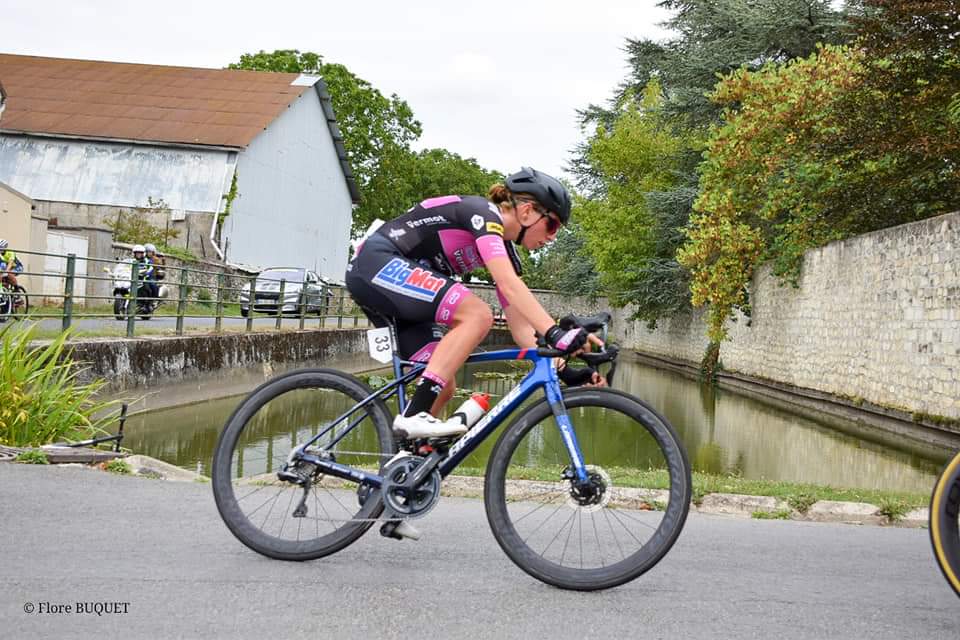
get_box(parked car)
[239,267,333,317]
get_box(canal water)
[123,357,948,493]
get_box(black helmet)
[505,167,572,224]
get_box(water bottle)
[450,393,491,428]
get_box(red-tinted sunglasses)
[540,212,561,234]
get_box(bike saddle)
[559,312,612,333]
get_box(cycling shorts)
[345,234,473,361]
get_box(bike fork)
[544,381,589,485]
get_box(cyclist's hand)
[544,324,588,355]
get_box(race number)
[367,327,394,363]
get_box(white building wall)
[226,89,353,280]
[0,135,232,212]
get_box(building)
[0,54,359,289]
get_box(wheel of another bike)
[484,387,691,591]
[11,286,28,318]
[930,452,960,597]
[212,368,396,561]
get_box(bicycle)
[0,280,29,322]
[211,312,692,591]
[930,450,960,597]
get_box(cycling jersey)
[346,195,522,361]
[374,195,523,278]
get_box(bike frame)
[291,346,591,489]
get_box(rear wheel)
[212,368,396,561]
[485,388,691,591]
[113,295,126,320]
[930,452,960,597]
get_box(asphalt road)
[1,463,956,640]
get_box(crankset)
[380,454,442,519]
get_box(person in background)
[0,239,22,289]
[144,243,164,300]
[131,244,155,298]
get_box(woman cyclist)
[346,167,602,440]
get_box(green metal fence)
[0,248,371,338]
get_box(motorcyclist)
[143,243,163,300]
[131,244,155,301]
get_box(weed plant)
[0,324,121,447]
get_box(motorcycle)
[105,260,168,320]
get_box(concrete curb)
[37,457,926,528]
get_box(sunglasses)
[526,202,561,234]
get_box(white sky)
[3,0,671,181]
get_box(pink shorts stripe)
[408,341,440,363]
[420,195,462,209]
[434,283,471,326]
[422,370,447,388]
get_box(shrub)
[0,324,121,447]
[15,449,49,464]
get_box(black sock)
[403,371,446,417]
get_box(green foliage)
[15,449,49,464]
[752,509,793,520]
[196,289,213,307]
[682,10,960,341]
[787,492,817,514]
[106,197,181,248]
[877,498,910,523]
[218,171,240,236]
[521,223,601,297]
[0,324,121,447]
[104,458,132,475]
[577,80,699,322]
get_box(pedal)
[379,520,421,541]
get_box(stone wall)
[619,211,960,420]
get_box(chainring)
[380,455,442,519]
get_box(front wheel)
[930,452,960,597]
[212,368,396,561]
[484,388,691,591]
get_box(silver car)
[239,267,332,317]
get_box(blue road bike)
[212,313,691,590]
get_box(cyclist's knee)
[454,295,493,332]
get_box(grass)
[450,465,929,509]
[103,459,132,475]
[0,323,123,447]
[15,449,49,464]
[752,509,794,520]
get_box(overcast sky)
[4,0,671,181]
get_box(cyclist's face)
[134,252,144,259]
[524,202,561,249]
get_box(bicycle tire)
[484,387,691,591]
[212,368,396,561]
[11,286,28,318]
[930,451,960,597]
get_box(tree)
[570,1,851,335]
[577,80,700,324]
[229,50,422,234]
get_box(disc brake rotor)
[567,465,612,513]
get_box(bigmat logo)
[372,258,446,302]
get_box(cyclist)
[346,167,603,440]
[0,239,22,289]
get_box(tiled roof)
[0,54,308,148]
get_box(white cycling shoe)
[392,412,468,439]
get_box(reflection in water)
[127,358,946,493]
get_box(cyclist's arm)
[485,255,554,336]
[502,304,537,348]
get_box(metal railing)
[1,248,371,338]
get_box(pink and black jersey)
[375,195,522,278]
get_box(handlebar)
[535,312,619,386]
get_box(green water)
[122,358,947,493]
